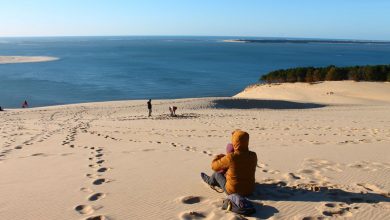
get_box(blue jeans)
[209,172,227,192]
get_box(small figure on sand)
[22,100,29,108]
[201,130,257,196]
[147,99,152,117]
[169,106,177,116]
[0,106,3,111]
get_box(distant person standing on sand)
[0,106,3,111]
[22,100,28,108]
[147,99,152,117]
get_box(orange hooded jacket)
[211,130,257,196]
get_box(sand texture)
[235,81,390,105]
[0,56,59,64]
[1,82,390,219]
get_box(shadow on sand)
[212,98,326,110]
[246,182,390,219]
[153,113,201,120]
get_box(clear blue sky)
[1,0,390,40]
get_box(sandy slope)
[0,56,59,64]
[1,83,390,220]
[235,81,390,105]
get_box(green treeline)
[260,65,390,83]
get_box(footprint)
[74,205,94,215]
[321,203,353,218]
[180,196,202,204]
[325,203,336,208]
[31,153,47,157]
[284,172,302,180]
[97,167,109,173]
[86,174,100,179]
[89,193,106,201]
[95,154,103,158]
[96,160,105,164]
[179,211,206,220]
[80,187,93,193]
[85,215,107,220]
[93,178,107,185]
[356,183,383,193]
[202,151,212,156]
[302,217,326,220]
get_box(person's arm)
[211,154,230,171]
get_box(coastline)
[3,81,390,110]
[223,39,390,44]
[0,56,59,64]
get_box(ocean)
[1,36,390,108]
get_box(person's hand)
[214,154,225,160]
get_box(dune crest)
[235,81,390,105]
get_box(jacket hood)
[232,130,249,152]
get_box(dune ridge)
[235,81,390,105]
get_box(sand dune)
[0,56,59,64]
[235,81,390,105]
[0,83,389,219]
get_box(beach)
[0,56,59,64]
[1,81,389,220]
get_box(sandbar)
[0,56,59,64]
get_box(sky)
[1,0,390,40]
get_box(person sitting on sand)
[201,130,257,196]
[22,100,28,108]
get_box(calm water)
[1,36,390,108]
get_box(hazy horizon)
[1,0,390,41]
[1,35,390,42]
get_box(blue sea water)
[1,36,390,108]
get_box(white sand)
[235,81,390,105]
[1,82,389,220]
[222,40,247,43]
[0,56,59,64]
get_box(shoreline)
[2,81,390,110]
[223,39,390,44]
[0,56,59,64]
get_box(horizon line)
[0,34,389,42]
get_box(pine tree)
[325,66,337,81]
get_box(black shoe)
[201,172,211,185]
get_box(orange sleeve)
[211,155,231,171]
